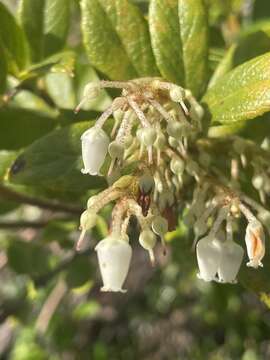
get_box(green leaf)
[0,3,29,74]
[7,239,51,276]
[0,151,17,179]
[208,113,270,141]
[149,0,184,85]
[204,52,270,124]
[43,0,71,57]
[253,0,270,20]
[65,256,93,289]
[19,0,45,62]
[45,72,76,109]
[19,0,70,62]
[178,0,209,97]
[44,52,111,111]
[0,43,7,94]
[209,22,270,87]
[0,108,56,150]
[9,122,105,196]
[149,0,209,95]
[81,0,158,80]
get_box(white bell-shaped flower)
[95,233,132,292]
[81,126,109,175]
[245,220,265,268]
[217,241,244,283]
[196,236,222,282]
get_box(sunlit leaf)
[81,0,158,80]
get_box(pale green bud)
[169,86,185,102]
[80,209,97,231]
[170,157,185,175]
[139,173,155,193]
[252,174,264,190]
[139,230,157,250]
[154,132,166,149]
[168,136,178,148]
[152,216,168,236]
[140,128,157,147]
[83,82,101,100]
[108,141,125,159]
[167,121,184,139]
[87,195,98,209]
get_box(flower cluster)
[75,78,267,292]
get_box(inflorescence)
[75,78,267,293]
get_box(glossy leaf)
[149,0,208,95]
[209,22,270,87]
[81,0,158,80]
[0,3,29,74]
[0,108,56,150]
[9,122,105,195]
[19,0,70,62]
[179,0,209,96]
[204,52,270,124]
[149,0,184,85]
[0,43,7,93]
[7,239,51,276]
[19,0,45,62]
[43,0,71,57]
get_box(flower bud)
[169,86,185,103]
[108,141,125,159]
[83,82,101,100]
[95,234,132,292]
[80,209,97,231]
[139,229,157,264]
[87,195,98,209]
[245,221,265,268]
[81,127,109,175]
[139,173,155,193]
[167,121,184,139]
[76,209,98,251]
[140,128,157,147]
[252,174,264,190]
[217,241,244,283]
[113,108,124,122]
[196,236,222,282]
[152,216,168,236]
[154,132,166,150]
[170,157,185,175]
[168,136,179,148]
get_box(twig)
[35,278,68,334]
[0,220,50,229]
[0,184,83,214]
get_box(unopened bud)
[169,86,185,103]
[80,209,97,231]
[167,121,184,139]
[170,157,185,175]
[139,229,157,264]
[108,141,125,159]
[152,216,168,236]
[140,128,157,147]
[139,173,155,193]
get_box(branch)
[35,278,68,334]
[0,183,83,214]
[0,220,50,229]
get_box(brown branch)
[35,278,68,334]
[0,220,50,229]
[0,183,83,214]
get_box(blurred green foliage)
[1,0,270,359]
